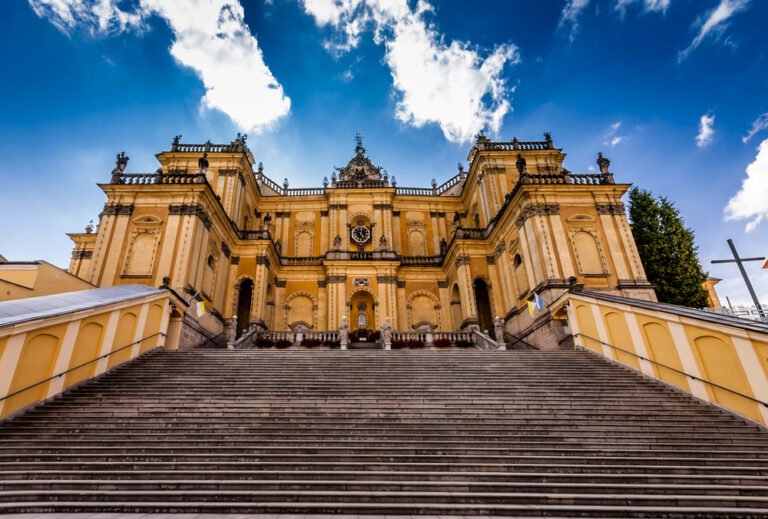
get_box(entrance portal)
[473,278,493,335]
[235,279,253,338]
[349,291,375,333]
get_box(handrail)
[0,332,166,403]
[573,332,768,408]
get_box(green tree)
[628,187,709,308]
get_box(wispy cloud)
[301,0,519,144]
[29,0,291,134]
[678,0,750,63]
[558,0,591,42]
[603,121,626,148]
[29,0,146,35]
[742,112,768,143]
[725,138,768,231]
[696,113,715,148]
[615,0,670,16]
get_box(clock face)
[351,224,371,244]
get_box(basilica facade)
[67,133,655,347]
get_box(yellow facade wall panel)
[636,317,690,392]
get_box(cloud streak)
[743,113,768,143]
[678,0,750,62]
[696,113,715,148]
[301,0,519,144]
[29,0,291,134]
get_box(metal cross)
[354,133,364,148]
[711,239,765,317]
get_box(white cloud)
[29,0,290,134]
[29,0,146,34]
[301,0,519,144]
[615,0,670,16]
[603,121,626,148]
[558,0,591,41]
[724,138,768,232]
[696,113,715,148]
[743,112,768,143]
[678,0,750,62]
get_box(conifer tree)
[628,188,709,308]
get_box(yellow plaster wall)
[4,325,65,416]
[561,293,768,425]
[0,293,172,419]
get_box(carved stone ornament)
[353,278,370,287]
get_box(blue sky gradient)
[1,0,766,305]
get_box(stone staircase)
[0,349,767,517]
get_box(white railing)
[702,304,768,323]
[472,330,506,351]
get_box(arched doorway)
[349,290,375,332]
[450,284,463,330]
[236,279,253,338]
[473,278,493,334]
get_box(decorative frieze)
[320,210,329,217]
[169,204,212,230]
[494,240,506,257]
[596,203,626,215]
[230,256,240,265]
[329,204,348,210]
[486,255,496,265]
[327,275,346,284]
[376,275,398,284]
[274,278,287,288]
[392,210,401,217]
[275,211,291,218]
[437,280,449,288]
[397,280,406,289]
[515,203,560,228]
[256,255,271,267]
[353,277,370,287]
[102,203,134,216]
[220,241,231,258]
[71,250,93,259]
[317,279,327,288]
[373,204,392,210]
[218,168,241,176]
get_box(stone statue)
[274,239,282,255]
[379,235,388,249]
[263,213,272,232]
[198,152,209,173]
[171,135,181,151]
[333,234,342,250]
[544,132,553,149]
[439,238,448,255]
[110,152,129,184]
[597,152,611,174]
[381,316,392,351]
[453,211,462,228]
[225,316,237,350]
[493,316,506,346]
[339,316,349,350]
[85,220,94,234]
[516,154,527,175]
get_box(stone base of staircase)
[1,350,766,517]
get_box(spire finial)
[354,133,365,154]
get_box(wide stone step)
[2,479,768,496]
[2,489,768,508]
[3,469,768,485]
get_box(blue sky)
[1,0,766,306]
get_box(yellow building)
[67,133,655,348]
[0,259,93,302]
